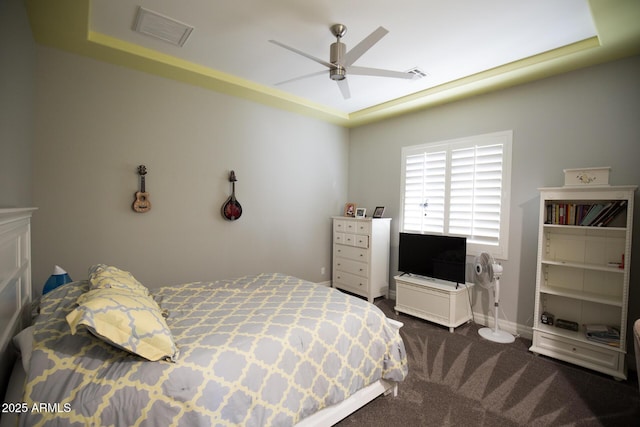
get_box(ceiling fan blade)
[274,70,327,86]
[343,26,388,67]
[269,40,333,69]
[337,79,351,99]
[349,65,415,80]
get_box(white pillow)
[13,325,35,372]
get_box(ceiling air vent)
[406,67,428,79]
[133,7,194,47]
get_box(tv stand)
[394,275,474,332]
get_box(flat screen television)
[398,232,467,284]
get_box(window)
[400,131,512,259]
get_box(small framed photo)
[373,206,385,218]
[344,203,356,217]
[355,208,366,218]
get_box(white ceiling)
[89,0,597,114]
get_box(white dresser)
[332,216,391,302]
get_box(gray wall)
[0,0,35,208]
[30,47,349,289]
[349,55,640,336]
[3,0,640,345]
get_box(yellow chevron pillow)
[88,264,149,296]
[66,288,178,362]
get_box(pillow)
[66,288,178,362]
[88,264,149,296]
[13,325,35,372]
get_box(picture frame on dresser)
[373,206,385,218]
[344,203,356,217]
[355,208,366,218]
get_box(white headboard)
[0,208,36,402]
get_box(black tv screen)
[398,232,467,284]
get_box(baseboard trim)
[387,288,531,339]
[471,312,533,340]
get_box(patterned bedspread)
[21,273,407,426]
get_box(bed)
[0,209,407,427]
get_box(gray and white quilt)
[21,273,407,426]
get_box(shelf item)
[544,200,627,226]
[530,185,636,380]
[563,167,610,187]
[394,275,474,332]
[584,324,621,347]
[332,217,391,303]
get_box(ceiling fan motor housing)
[270,23,411,99]
[330,42,346,80]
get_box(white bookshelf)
[529,185,636,379]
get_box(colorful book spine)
[544,201,626,227]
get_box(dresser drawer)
[536,332,620,371]
[343,233,357,246]
[334,220,347,233]
[344,221,357,233]
[334,245,368,262]
[354,234,369,248]
[354,221,371,235]
[334,271,369,294]
[337,233,369,248]
[334,257,368,278]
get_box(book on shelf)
[588,201,616,226]
[544,201,626,226]
[596,200,627,227]
[579,203,605,225]
[584,324,620,347]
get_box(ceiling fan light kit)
[329,66,346,81]
[269,23,414,99]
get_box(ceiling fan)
[269,24,415,99]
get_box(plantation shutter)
[402,150,446,234]
[449,144,504,246]
[400,131,511,259]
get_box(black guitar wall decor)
[132,165,151,213]
[222,170,242,221]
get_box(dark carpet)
[336,299,640,427]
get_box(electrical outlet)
[321,267,326,275]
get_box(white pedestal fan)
[474,252,515,344]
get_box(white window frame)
[399,130,512,260]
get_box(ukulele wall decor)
[222,170,242,221]
[132,165,151,213]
